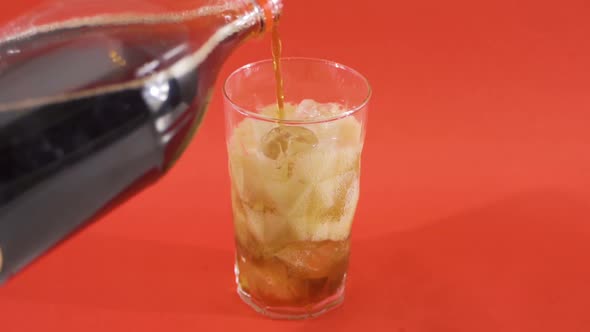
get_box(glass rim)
[222,57,372,125]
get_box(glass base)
[237,282,345,320]
[235,263,345,319]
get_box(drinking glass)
[223,57,370,319]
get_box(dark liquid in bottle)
[0,16,247,281]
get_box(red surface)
[1,0,590,331]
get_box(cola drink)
[0,0,282,283]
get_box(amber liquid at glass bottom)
[235,233,350,318]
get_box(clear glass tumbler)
[223,57,370,319]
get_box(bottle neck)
[233,0,282,36]
[253,0,283,33]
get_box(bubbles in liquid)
[261,126,318,160]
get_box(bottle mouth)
[266,0,283,20]
[252,0,283,33]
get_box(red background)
[1,0,590,331]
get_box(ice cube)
[285,185,320,221]
[310,216,355,241]
[310,116,363,147]
[275,241,350,279]
[259,102,297,119]
[286,171,356,223]
[313,176,360,241]
[240,154,269,203]
[231,189,250,245]
[229,118,276,154]
[295,99,344,120]
[336,116,363,146]
[228,155,245,196]
[261,126,318,160]
[293,146,360,183]
[287,173,360,242]
[261,212,293,245]
[242,206,264,243]
[241,201,297,246]
[315,171,357,221]
[263,176,309,213]
[296,99,321,119]
[238,258,305,304]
